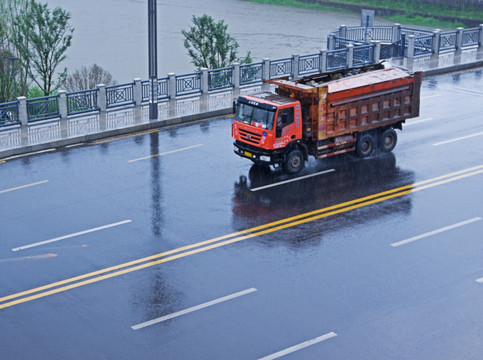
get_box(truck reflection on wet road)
[232,153,414,235]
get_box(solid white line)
[128,144,203,163]
[405,117,433,126]
[258,332,338,360]
[131,288,257,330]
[65,143,84,148]
[391,217,482,247]
[251,169,336,192]
[11,220,132,252]
[2,149,56,161]
[0,180,49,195]
[476,277,483,284]
[421,94,441,100]
[433,131,483,146]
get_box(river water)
[39,0,393,83]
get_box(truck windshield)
[235,103,275,130]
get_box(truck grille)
[239,128,262,145]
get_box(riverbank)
[246,0,483,27]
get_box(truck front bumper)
[233,141,285,165]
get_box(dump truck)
[232,63,422,174]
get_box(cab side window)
[276,107,294,138]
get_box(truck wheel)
[379,128,397,152]
[284,149,305,174]
[356,134,375,158]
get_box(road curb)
[421,59,483,77]
[0,107,233,160]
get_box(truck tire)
[379,128,397,152]
[356,134,375,158]
[284,149,305,174]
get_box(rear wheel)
[356,134,375,158]
[284,149,305,174]
[379,128,397,152]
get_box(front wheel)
[284,149,305,174]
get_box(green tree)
[10,0,73,96]
[182,14,252,70]
[1,0,31,99]
[0,50,20,102]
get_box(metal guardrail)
[270,57,292,78]
[1,23,481,128]
[463,28,480,47]
[240,62,263,85]
[176,72,201,96]
[327,48,348,71]
[106,82,134,108]
[0,101,20,127]
[440,31,458,51]
[299,53,320,75]
[208,67,233,90]
[414,34,433,56]
[142,77,169,102]
[67,89,98,115]
[353,44,375,66]
[27,95,59,122]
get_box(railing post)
[58,90,68,119]
[392,23,401,43]
[432,29,441,55]
[479,24,483,48]
[456,27,464,50]
[346,44,354,68]
[232,63,240,90]
[133,78,142,106]
[292,54,299,80]
[200,68,209,94]
[17,96,28,126]
[431,29,441,68]
[339,25,347,39]
[407,34,415,59]
[262,58,270,91]
[373,40,381,63]
[328,34,336,50]
[168,73,176,100]
[319,50,327,73]
[407,34,415,69]
[97,84,106,112]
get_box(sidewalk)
[1,49,482,160]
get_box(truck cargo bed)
[270,66,422,141]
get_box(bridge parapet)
[1,24,482,129]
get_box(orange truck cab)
[232,63,422,174]
[232,93,305,171]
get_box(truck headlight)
[260,155,270,162]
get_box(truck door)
[275,107,294,139]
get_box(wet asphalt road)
[1,70,483,359]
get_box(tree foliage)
[0,49,20,103]
[64,64,117,92]
[0,0,31,100]
[10,0,73,96]
[182,14,252,70]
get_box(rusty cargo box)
[269,66,422,141]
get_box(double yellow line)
[1,164,483,310]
